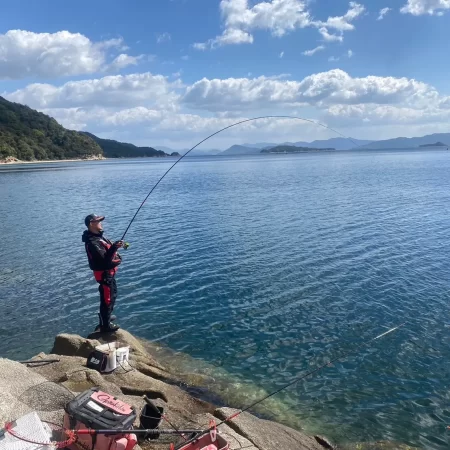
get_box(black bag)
[86,350,108,373]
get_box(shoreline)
[0,329,336,450]
[0,329,416,450]
[0,155,180,165]
[0,156,106,165]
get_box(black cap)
[85,214,105,227]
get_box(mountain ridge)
[219,137,372,156]
[357,133,450,149]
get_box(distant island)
[218,138,370,156]
[261,145,335,154]
[419,142,448,148]
[357,133,450,150]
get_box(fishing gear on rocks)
[120,115,358,243]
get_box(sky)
[1,0,450,150]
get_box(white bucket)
[116,346,130,365]
[95,343,117,373]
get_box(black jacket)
[82,230,122,272]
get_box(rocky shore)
[0,329,333,450]
[0,154,105,164]
[0,329,416,450]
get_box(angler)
[82,214,124,332]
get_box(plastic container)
[95,343,117,373]
[116,346,130,365]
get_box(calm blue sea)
[1,150,450,449]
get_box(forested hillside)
[0,96,102,161]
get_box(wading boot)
[95,313,117,332]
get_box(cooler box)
[63,388,137,450]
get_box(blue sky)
[0,0,449,149]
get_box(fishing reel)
[123,242,130,250]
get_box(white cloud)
[193,28,253,49]
[193,42,208,50]
[0,30,139,79]
[439,96,450,109]
[302,45,325,56]
[400,0,450,15]
[183,76,304,111]
[316,2,365,31]
[347,49,353,58]
[5,72,181,110]
[319,27,344,42]
[315,2,365,42]
[8,69,441,116]
[182,69,440,112]
[328,56,340,62]
[157,32,171,43]
[108,54,145,71]
[194,0,362,49]
[41,105,330,148]
[325,104,450,127]
[5,68,449,147]
[280,51,284,58]
[377,7,392,20]
[220,0,311,37]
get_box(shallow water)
[1,151,450,448]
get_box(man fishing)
[82,214,124,332]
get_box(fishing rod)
[120,115,359,242]
[175,323,406,449]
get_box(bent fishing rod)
[120,115,359,242]
[176,323,406,449]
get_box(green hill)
[82,132,177,158]
[0,96,102,161]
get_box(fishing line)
[120,115,359,241]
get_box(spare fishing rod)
[120,116,359,242]
[175,323,406,449]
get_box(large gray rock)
[106,365,215,419]
[0,358,71,424]
[214,407,325,450]
[26,350,215,439]
[51,334,100,357]
[28,352,123,396]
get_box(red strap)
[209,419,217,442]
